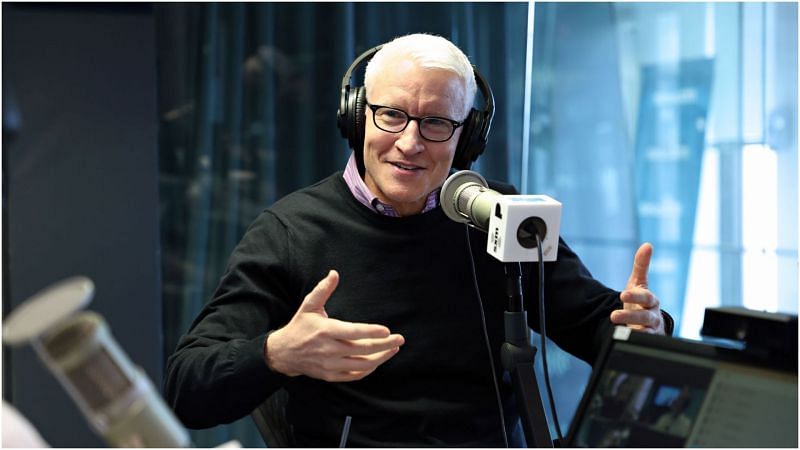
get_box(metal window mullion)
[520,1,535,192]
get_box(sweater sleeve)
[524,239,623,365]
[525,239,677,364]
[163,211,299,429]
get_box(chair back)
[251,388,291,447]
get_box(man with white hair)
[165,33,671,447]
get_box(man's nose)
[395,120,425,154]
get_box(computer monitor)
[566,326,797,447]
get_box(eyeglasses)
[366,102,463,142]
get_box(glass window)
[526,1,797,433]
[527,2,797,333]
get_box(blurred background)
[3,2,797,447]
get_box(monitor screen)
[567,328,797,447]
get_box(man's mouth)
[390,162,423,171]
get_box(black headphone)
[337,44,495,173]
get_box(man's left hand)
[610,242,666,334]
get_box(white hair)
[364,33,478,120]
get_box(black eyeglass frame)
[365,102,464,142]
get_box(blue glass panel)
[634,58,713,331]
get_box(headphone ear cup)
[352,87,366,150]
[337,85,367,148]
[350,87,367,171]
[453,108,487,170]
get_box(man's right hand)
[265,270,405,382]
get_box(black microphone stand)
[501,262,553,447]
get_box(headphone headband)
[339,45,383,116]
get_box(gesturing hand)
[265,270,405,382]
[610,243,666,334]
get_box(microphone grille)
[65,348,134,411]
[40,313,134,413]
[440,170,488,223]
[457,184,484,216]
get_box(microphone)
[440,170,562,262]
[3,277,191,448]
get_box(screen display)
[570,341,797,447]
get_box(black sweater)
[164,172,631,446]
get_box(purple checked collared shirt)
[342,152,440,217]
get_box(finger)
[349,346,401,370]
[341,347,402,378]
[325,347,401,373]
[315,333,403,360]
[318,347,401,382]
[610,308,660,330]
[626,243,652,290]
[322,317,394,340]
[620,288,658,309]
[299,270,339,313]
[336,334,405,356]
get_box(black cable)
[535,232,564,443]
[465,224,510,448]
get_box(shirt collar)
[342,152,440,217]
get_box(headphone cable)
[465,224,510,448]
[535,232,564,443]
